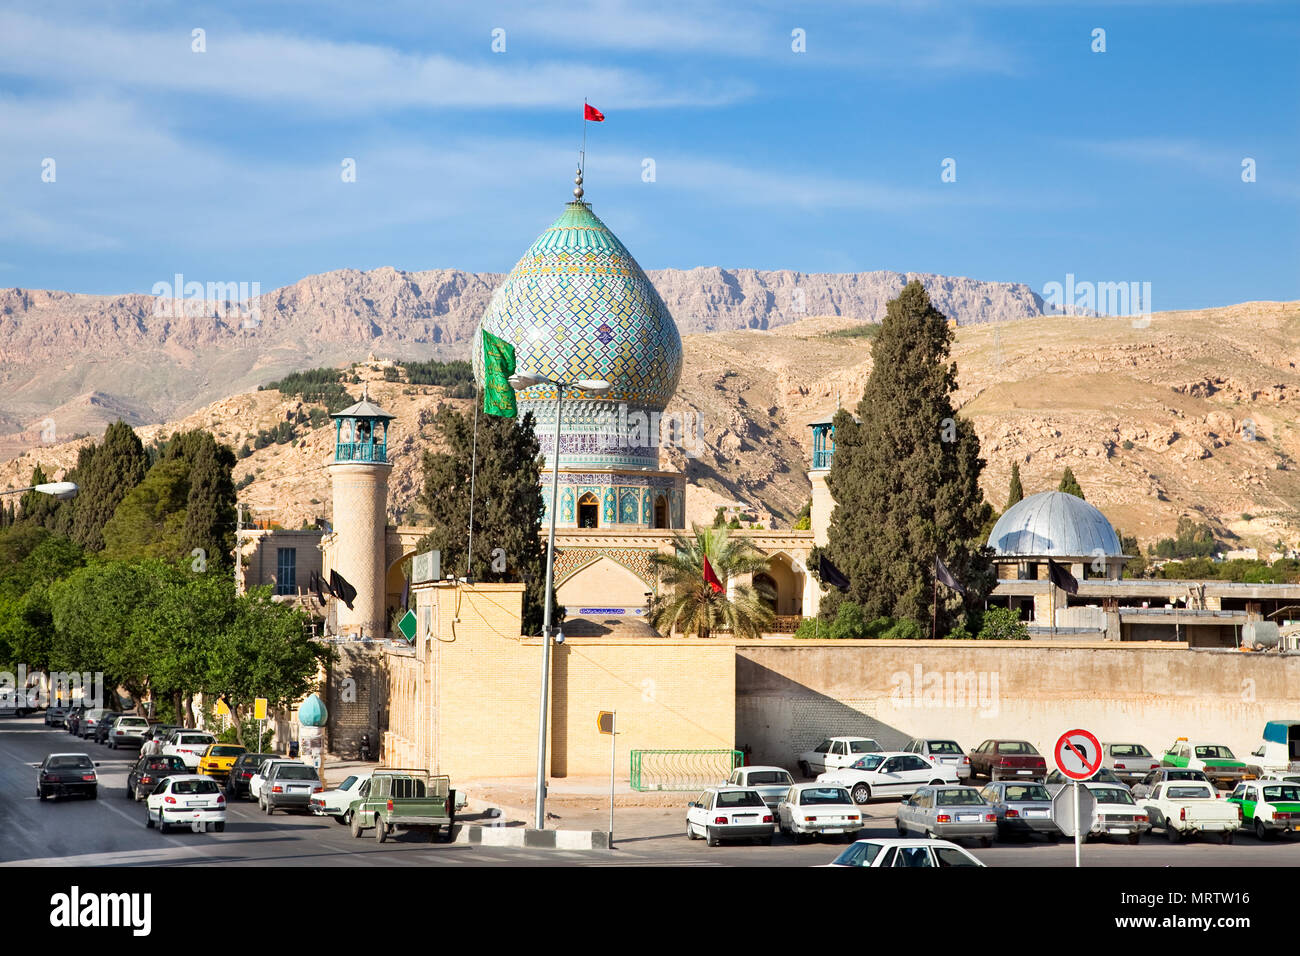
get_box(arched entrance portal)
[653,495,668,529]
[578,492,599,528]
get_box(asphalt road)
[5,717,1300,867]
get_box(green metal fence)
[630,749,745,792]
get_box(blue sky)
[0,0,1296,311]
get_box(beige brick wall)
[380,582,737,780]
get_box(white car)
[822,837,985,867]
[685,787,775,846]
[162,730,217,771]
[249,758,307,801]
[724,766,795,810]
[1101,742,1161,784]
[796,737,882,777]
[817,751,959,804]
[777,783,862,841]
[144,774,227,833]
[310,770,374,822]
[903,738,972,782]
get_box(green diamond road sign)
[396,609,418,643]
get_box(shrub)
[976,605,1029,640]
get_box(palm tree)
[650,525,776,638]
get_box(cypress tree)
[822,280,994,631]
[1006,462,1024,509]
[16,464,65,530]
[71,420,149,551]
[414,405,556,635]
[181,433,237,570]
[1059,466,1085,499]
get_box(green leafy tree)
[793,498,812,531]
[822,280,994,632]
[100,457,191,561]
[1058,467,1084,499]
[1006,462,1024,508]
[1115,529,1147,578]
[975,605,1030,640]
[70,420,149,552]
[649,526,774,638]
[413,405,555,635]
[712,507,726,528]
[0,531,85,669]
[15,465,67,531]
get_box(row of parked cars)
[687,728,1300,850]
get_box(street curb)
[451,824,610,850]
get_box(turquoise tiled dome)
[297,693,328,727]
[474,201,683,412]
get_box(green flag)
[481,330,518,418]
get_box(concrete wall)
[736,641,1300,770]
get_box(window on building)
[276,548,297,595]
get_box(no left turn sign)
[1054,728,1103,780]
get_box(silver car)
[725,766,795,811]
[979,781,1061,841]
[903,738,973,782]
[1102,742,1161,784]
[895,785,996,846]
[1130,767,1215,800]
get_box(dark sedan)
[227,753,278,799]
[35,753,100,800]
[125,754,190,801]
[93,712,129,745]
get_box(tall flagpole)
[580,98,588,179]
[466,385,480,581]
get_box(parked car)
[45,705,72,728]
[1044,766,1128,797]
[197,743,247,782]
[1161,738,1251,789]
[34,753,99,800]
[77,708,111,739]
[1131,767,1216,800]
[63,706,85,735]
[968,740,1047,782]
[248,758,306,802]
[775,784,861,842]
[1249,720,1300,776]
[144,774,227,833]
[1102,742,1161,784]
[105,714,150,750]
[817,751,958,804]
[125,754,190,801]
[259,763,323,814]
[348,769,456,843]
[685,786,776,846]
[1258,771,1300,785]
[725,766,795,811]
[895,785,997,846]
[796,737,881,778]
[903,738,973,781]
[978,780,1061,842]
[1081,783,1149,844]
[93,712,128,745]
[162,730,218,771]
[144,723,181,745]
[1140,780,1241,844]
[227,753,278,799]
[1226,780,1300,841]
[310,770,374,823]
[823,837,985,867]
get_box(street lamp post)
[0,481,78,500]
[508,372,610,830]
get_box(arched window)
[578,492,599,529]
[653,495,669,529]
[753,572,778,611]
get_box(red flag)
[702,556,724,594]
[584,103,605,122]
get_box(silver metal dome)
[987,490,1123,557]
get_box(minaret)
[328,385,394,637]
[808,413,836,547]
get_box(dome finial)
[573,165,584,201]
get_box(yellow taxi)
[198,743,247,782]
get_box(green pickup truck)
[348,769,456,843]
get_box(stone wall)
[736,640,1300,769]
[324,644,387,759]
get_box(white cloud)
[0,11,748,112]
